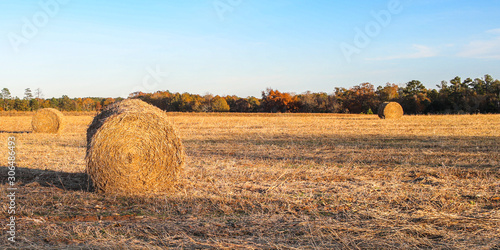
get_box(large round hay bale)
[86,99,185,195]
[32,108,64,133]
[378,102,404,119]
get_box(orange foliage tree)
[261,88,299,113]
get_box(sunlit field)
[1,113,499,248]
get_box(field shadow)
[185,134,500,169]
[0,130,32,134]
[0,166,91,192]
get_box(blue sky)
[1,0,499,98]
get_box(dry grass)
[0,111,96,117]
[1,113,499,249]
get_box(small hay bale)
[86,99,185,195]
[378,102,404,119]
[31,108,64,133]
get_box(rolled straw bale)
[378,102,404,119]
[31,108,64,133]
[86,99,185,195]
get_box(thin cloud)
[486,28,500,34]
[458,29,500,59]
[367,44,438,61]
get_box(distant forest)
[1,75,499,114]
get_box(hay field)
[1,113,499,248]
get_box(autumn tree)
[298,91,317,112]
[95,102,102,112]
[102,98,116,109]
[230,96,258,112]
[82,98,95,111]
[224,95,239,112]
[261,88,299,113]
[298,92,340,113]
[211,96,230,112]
[340,83,378,114]
[14,97,30,111]
[3,74,499,114]
[247,97,261,112]
[233,98,250,112]
[376,83,399,102]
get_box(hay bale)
[378,102,404,119]
[31,108,64,133]
[86,99,185,195]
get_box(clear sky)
[1,0,499,98]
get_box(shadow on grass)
[184,134,500,169]
[0,166,92,192]
[0,130,32,134]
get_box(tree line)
[1,75,499,114]
[0,88,121,112]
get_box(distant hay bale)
[31,108,64,133]
[378,102,404,119]
[86,99,185,195]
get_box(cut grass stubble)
[0,113,499,248]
